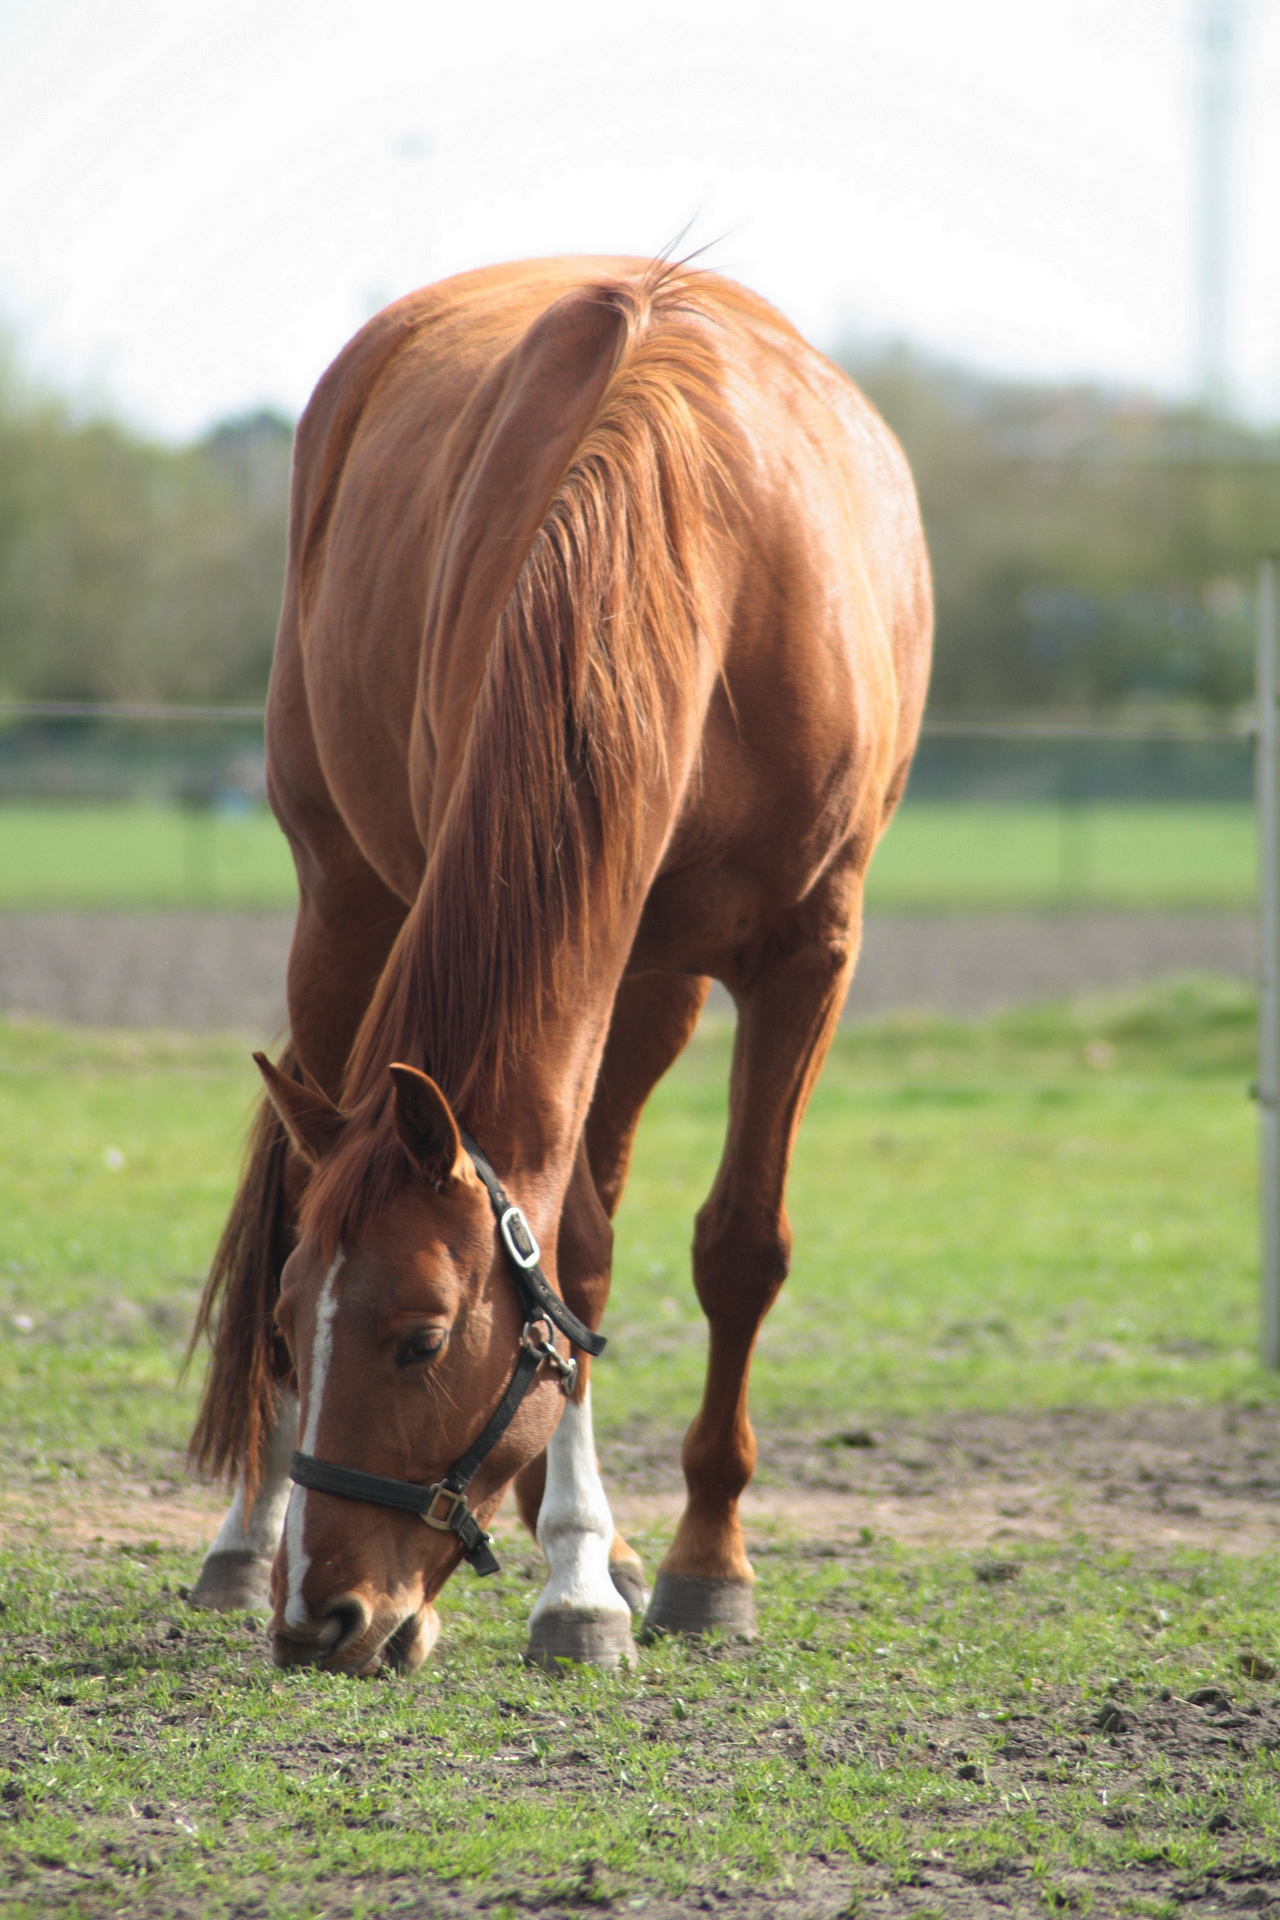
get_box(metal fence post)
[1258,556,1280,1366]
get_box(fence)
[0,702,267,805]
[0,701,1257,805]
[4,639,1278,1368]
[0,699,1262,910]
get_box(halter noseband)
[288,1130,606,1578]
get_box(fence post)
[1258,556,1280,1367]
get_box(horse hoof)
[187,1549,273,1613]
[642,1572,757,1640]
[524,1608,637,1670]
[609,1560,650,1619]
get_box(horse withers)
[186,258,931,1673]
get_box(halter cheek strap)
[289,1129,607,1577]
[458,1132,605,1357]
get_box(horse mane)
[300,263,727,1260]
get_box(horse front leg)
[189,1395,298,1610]
[521,1143,635,1668]
[516,972,712,1660]
[645,913,857,1639]
[514,1448,648,1618]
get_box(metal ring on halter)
[520,1317,579,1397]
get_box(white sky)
[1,0,1278,440]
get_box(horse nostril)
[321,1598,370,1655]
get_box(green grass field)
[3,983,1278,1916]
[0,804,296,909]
[866,802,1257,909]
[0,800,1259,909]
[6,1535,1280,1918]
[0,977,1269,1463]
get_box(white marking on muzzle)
[283,1251,345,1630]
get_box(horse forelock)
[300,266,729,1260]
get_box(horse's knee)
[692,1196,791,1327]
[681,1415,756,1504]
[556,1175,614,1329]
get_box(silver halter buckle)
[499,1204,540,1270]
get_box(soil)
[4,1402,1280,1567]
[0,909,1257,1034]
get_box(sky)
[1,0,1278,441]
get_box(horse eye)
[396,1328,446,1369]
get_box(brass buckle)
[421,1484,466,1531]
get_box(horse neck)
[457,918,636,1237]
[454,721,703,1227]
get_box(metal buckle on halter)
[520,1317,579,1397]
[421,1484,467,1531]
[499,1204,540,1270]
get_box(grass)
[0,978,1271,1468]
[1,982,1276,1915]
[0,799,1259,910]
[863,802,1257,910]
[0,803,296,909]
[609,975,1269,1432]
[4,1532,1280,1916]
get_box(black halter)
[289,1130,606,1577]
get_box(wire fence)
[0,700,1261,909]
[0,700,1260,804]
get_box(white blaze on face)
[283,1251,345,1629]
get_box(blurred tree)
[2,331,1278,714]
[0,347,289,705]
[847,343,1280,711]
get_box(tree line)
[1,339,1277,712]
[850,346,1280,712]
[0,356,290,707]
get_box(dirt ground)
[5,1403,1279,1564]
[0,909,1257,1033]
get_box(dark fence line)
[0,701,266,723]
[0,701,1261,806]
[0,700,1258,735]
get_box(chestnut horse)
[187,258,931,1672]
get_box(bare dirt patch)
[610,1402,1280,1561]
[5,1404,1280,1566]
[0,909,1256,1032]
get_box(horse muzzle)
[271,1594,440,1674]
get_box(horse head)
[254,1054,572,1674]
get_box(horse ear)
[388,1064,464,1188]
[253,1052,346,1166]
